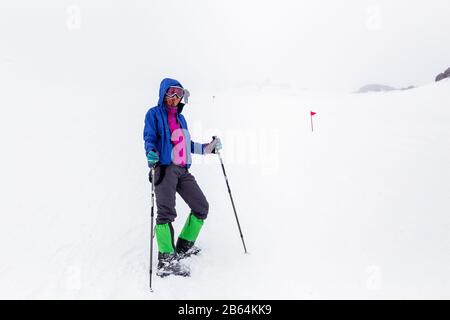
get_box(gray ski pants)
[151,164,209,224]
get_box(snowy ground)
[1,76,449,299]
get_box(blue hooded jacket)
[143,78,206,169]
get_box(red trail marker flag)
[310,111,316,132]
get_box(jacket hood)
[157,78,185,113]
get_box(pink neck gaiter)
[165,105,187,166]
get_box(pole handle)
[212,136,220,155]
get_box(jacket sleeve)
[191,141,207,155]
[143,110,158,155]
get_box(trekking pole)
[149,167,156,292]
[212,136,248,254]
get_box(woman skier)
[143,78,222,277]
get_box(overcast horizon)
[1,0,449,94]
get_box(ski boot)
[156,252,190,278]
[176,238,202,260]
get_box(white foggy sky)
[1,0,450,93]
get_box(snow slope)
[0,78,449,299]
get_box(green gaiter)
[155,223,175,253]
[179,214,204,242]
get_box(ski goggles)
[165,86,185,98]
